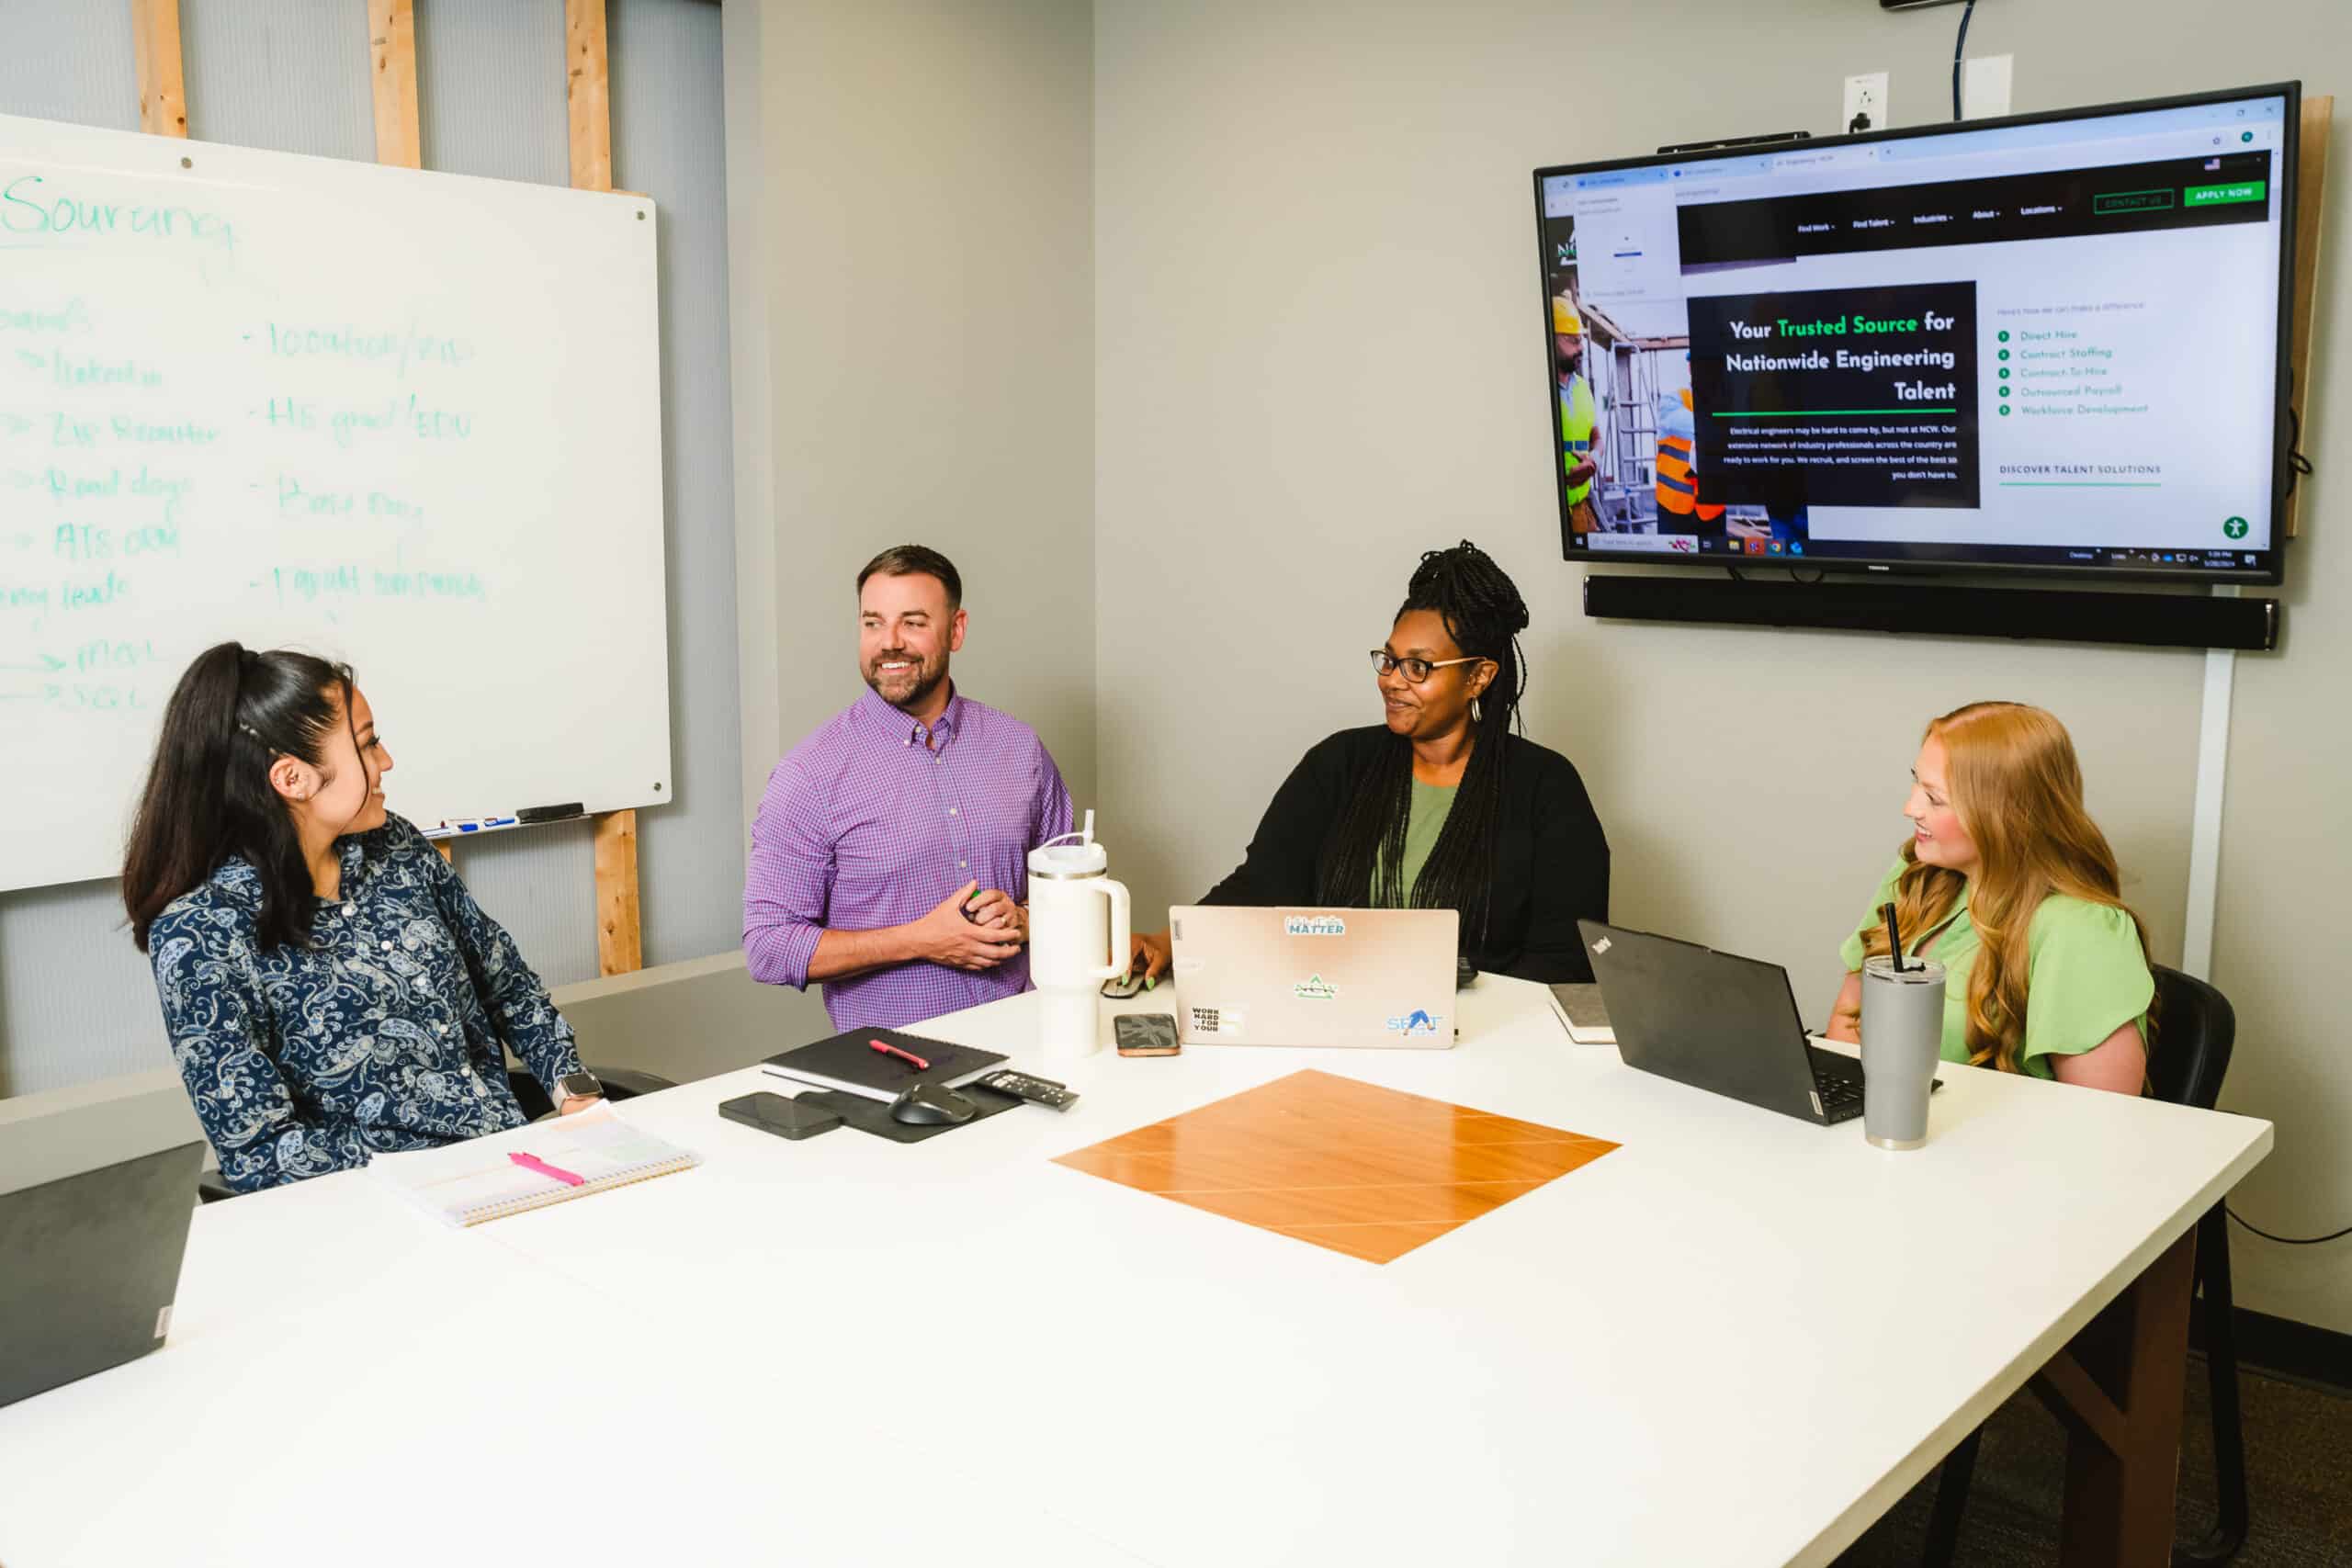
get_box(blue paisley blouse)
[148,812,584,1194]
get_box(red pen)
[870,1039,931,1071]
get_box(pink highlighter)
[508,1151,584,1187]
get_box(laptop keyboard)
[1806,1045,1865,1122]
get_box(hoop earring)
[1471,697,1483,724]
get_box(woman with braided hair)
[1127,541,1610,984]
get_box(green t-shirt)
[1374,779,1456,908]
[1838,855,2153,1079]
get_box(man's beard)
[864,648,948,711]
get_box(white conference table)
[0,976,2270,1567]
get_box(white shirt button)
[380,941,393,952]
[957,860,967,869]
[948,807,958,816]
[435,1023,447,1035]
[342,903,355,915]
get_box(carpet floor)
[1833,1354,2352,1565]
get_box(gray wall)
[1093,0,2350,1332]
[729,0,1098,1044]
[0,0,743,1096]
[746,0,1096,805]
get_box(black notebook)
[760,1027,1009,1103]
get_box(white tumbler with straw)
[1024,812,1131,1060]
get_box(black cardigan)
[1200,726,1611,984]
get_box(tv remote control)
[975,1069,1080,1111]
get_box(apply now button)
[2186,180,2267,207]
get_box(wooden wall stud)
[131,0,188,139]
[2285,93,2331,538]
[563,0,642,975]
[565,0,614,193]
[368,0,422,170]
[594,809,643,976]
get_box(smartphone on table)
[1114,1013,1180,1057]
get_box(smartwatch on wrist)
[555,1071,603,1106]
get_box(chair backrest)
[2147,964,2236,1111]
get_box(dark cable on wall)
[1951,0,1979,122]
[2286,403,2314,496]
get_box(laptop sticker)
[1191,1006,1244,1035]
[1283,915,1347,937]
[1293,975,1338,1001]
[1385,1010,1444,1039]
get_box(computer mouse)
[889,1083,978,1126]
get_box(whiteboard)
[0,114,671,892]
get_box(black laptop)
[1578,920,1931,1126]
[0,1140,205,1408]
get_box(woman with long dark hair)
[1824,701,2154,1094]
[1128,541,1609,984]
[124,643,603,1193]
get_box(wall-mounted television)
[1534,84,2299,584]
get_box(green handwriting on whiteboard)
[275,475,426,522]
[48,413,220,448]
[55,569,130,610]
[0,299,93,334]
[268,564,489,605]
[38,464,191,506]
[0,681,151,715]
[2,175,236,256]
[262,322,474,374]
[263,396,473,446]
[52,522,181,561]
[15,348,162,389]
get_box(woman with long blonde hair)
[1824,702,2154,1095]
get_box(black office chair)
[506,1066,675,1120]
[1921,964,2245,1566]
[195,1064,677,1204]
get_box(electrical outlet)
[1962,54,2013,119]
[1843,72,1889,135]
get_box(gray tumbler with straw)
[1859,901,1944,1149]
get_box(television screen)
[1534,85,2298,582]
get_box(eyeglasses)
[1368,650,1482,683]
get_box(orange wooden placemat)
[1053,1068,1620,1263]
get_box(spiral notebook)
[369,1107,699,1228]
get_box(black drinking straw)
[1880,902,1907,972]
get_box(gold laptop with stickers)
[1166,907,1460,1049]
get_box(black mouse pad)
[794,1083,1025,1144]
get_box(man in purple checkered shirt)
[744,546,1074,1031]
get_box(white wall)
[1094,0,2350,1332]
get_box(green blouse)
[1374,779,1456,908]
[1838,855,2153,1078]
